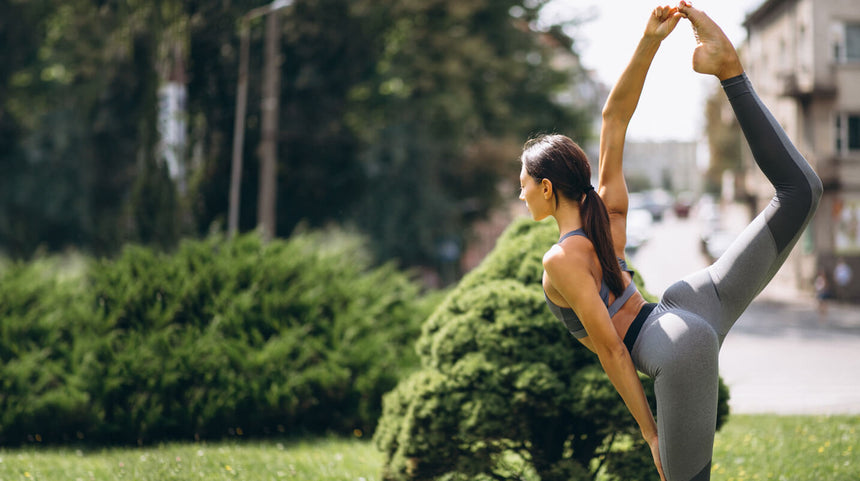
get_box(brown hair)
[521,134,624,296]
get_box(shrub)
[374,218,729,481]
[0,257,95,444]
[0,230,433,445]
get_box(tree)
[0,0,83,256]
[1,0,595,275]
[704,82,744,197]
[0,0,185,256]
[346,0,593,272]
[374,218,730,481]
[187,0,376,239]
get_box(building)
[622,140,702,195]
[742,0,860,301]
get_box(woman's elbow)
[595,338,630,363]
[601,106,630,130]
[601,103,618,122]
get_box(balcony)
[777,71,836,101]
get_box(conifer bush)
[374,218,729,481]
[0,230,433,445]
[0,258,94,444]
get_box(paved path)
[629,208,860,415]
[720,298,860,414]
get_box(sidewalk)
[706,202,860,414]
[755,261,860,331]
[721,201,860,329]
[720,300,860,415]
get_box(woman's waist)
[618,300,658,354]
[611,294,651,343]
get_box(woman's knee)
[768,170,822,253]
[810,171,823,204]
[786,170,822,213]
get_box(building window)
[848,24,860,60]
[851,116,860,150]
[836,113,860,153]
[833,23,860,62]
[836,115,842,152]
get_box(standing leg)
[632,311,720,480]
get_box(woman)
[518,3,822,481]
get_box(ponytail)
[581,189,625,297]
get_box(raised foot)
[678,1,744,80]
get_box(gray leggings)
[628,74,823,481]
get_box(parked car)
[694,195,741,262]
[629,190,672,222]
[673,191,696,218]
[696,195,721,235]
[700,229,737,262]
[625,208,653,255]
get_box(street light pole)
[228,20,251,237]
[257,9,282,242]
[228,0,293,238]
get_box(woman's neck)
[552,199,583,238]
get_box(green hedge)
[374,218,729,481]
[0,256,94,444]
[0,231,434,445]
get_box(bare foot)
[678,1,744,80]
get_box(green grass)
[0,436,383,481]
[0,415,856,480]
[711,414,859,481]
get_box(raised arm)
[598,6,682,257]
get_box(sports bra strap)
[558,228,586,244]
[606,281,637,318]
[556,228,637,317]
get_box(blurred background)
[0,0,858,300]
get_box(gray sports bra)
[544,229,637,339]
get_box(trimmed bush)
[0,256,95,444]
[0,230,433,445]
[374,218,729,481]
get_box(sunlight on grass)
[711,414,859,481]
[0,437,383,481]
[0,415,856,480]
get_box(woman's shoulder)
[542,235,595,271]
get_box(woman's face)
[519,165,550,221]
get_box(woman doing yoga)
[518,3,822,480]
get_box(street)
[628,207,860,415]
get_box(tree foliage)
[1,0,595,277]
[374,218,730,481]
[0,0,185,255]
[344,0,592,268]
[703,83,744,196]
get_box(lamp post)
[228,0,293,239]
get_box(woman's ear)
[541,178,553,199]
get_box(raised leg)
[673,2,823,339]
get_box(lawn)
[0,436,383,481]
[710,414,858,481]
[0,415,855,480]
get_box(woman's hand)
[644,5,683,41]
[647,434,667,481]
